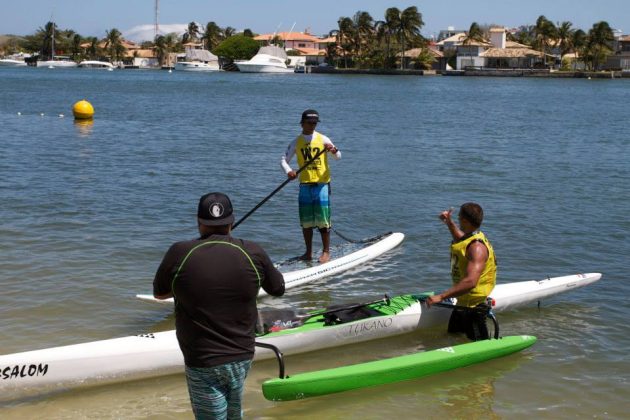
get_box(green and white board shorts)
[299,183,331,229]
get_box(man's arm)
[153,243,181,300]
[281,139,297,178]
[426,241,488,306]
[322,137,341,160]
[256,247,285,297]
[439,208,464,241]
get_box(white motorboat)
[175,61,219,72]
[0,59,27,67]
[36,57,78,68]
[0,53,29,67]
[78,60,115,70]
[236,45,294,73]
[175,43,220,72]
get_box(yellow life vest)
[296,132,330,184]
[450,231,497,307]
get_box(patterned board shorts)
[185,359,252,420]
[298,183,331,229]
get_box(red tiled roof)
[254,32,321,42]
[290,47,326,56]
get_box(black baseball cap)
[197,192,235,226]
[301,109,320,123]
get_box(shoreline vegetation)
[0,6,627,76]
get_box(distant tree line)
[510,16,616,70]
[2,20,259,65]
[0,12,620,71]
[327,6,428,69]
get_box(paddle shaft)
[232,147,328,229]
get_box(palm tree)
[587,21,615,70]
[86,36,99,60]
[154,33,178,66]
[333,17,355,68]
[514,25,535,47]
[534,15,557,66]
[556,21,575,68]
[461,22,485,69]
[383,7,401,68]
[182,21,200,44]
[154,35,168,65]
[104,28,126,63]
[373,20,388,67]
[202,22,223,50]
[71,33,82,60]
[571,29,588,70]
[352,11,374,66]
[388,6,424,69]
[223,27,236,38]
[39,21,57,59]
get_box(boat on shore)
[236,45,294,73]
[0,273,600,400]
[77,60,115,70]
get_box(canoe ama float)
[262,335,537,401]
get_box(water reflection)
[74,119,94,138]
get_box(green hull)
[262,335,536,401]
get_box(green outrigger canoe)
[262,335,536,401]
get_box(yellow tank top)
[450,231,497,307]
[296,133,330,184]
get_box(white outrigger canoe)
[0,273,601,400]
[136,231,405,304]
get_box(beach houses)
[253,30,333,66]
[438,27,545,70]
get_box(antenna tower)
[154,0,160,40]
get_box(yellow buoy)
[72,100,94,120]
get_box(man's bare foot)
[298,253,312,261]
[318,251,330,263]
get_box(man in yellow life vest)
[281,109,341,263]
[426,202,497,341]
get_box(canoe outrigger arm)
[417,296,500,339]
[255,342,286,378]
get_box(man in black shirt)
[154,192,285,419]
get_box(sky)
[1,0,628,42]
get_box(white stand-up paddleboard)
[0,273,600,400]
[136,231,405,304]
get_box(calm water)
[0,68,628,419]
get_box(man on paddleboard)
[153,192,285,419]
[426,203,497,341]
[281,109,341,263]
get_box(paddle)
[292,294,391,325]
[232,147,329,229]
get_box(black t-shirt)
[153,233,285,367]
